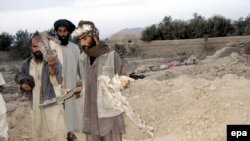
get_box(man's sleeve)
[114,51,126,75]
[14,62,35,92]
[76,56,83,87]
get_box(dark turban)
[54,19,76,34]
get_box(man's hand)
[21,82,32,91]
[119,76,134,90]
[47,55,57,66]
[47,55,57,75]
[75,85,84,99]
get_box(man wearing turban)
[51,19,83,139]
[15,35,67,141]
[73,20,132,141]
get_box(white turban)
[73,20,99,39]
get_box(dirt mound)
[122,74,250,141]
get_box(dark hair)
[29,34,41,46]
[54,19,76,33]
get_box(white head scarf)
[73,20,99,39]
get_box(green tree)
[158,16,173,40]
[244,14,250,35]
[186,13,207,38]
[140,13,247,41]
[162,16,172,25]
[168,20,187,39]
[10,30,32,59]
[0,32,13,51]
[206,15,234,37]
[232,17,246,35]
[141,24,160,41]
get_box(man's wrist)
[48,65,56,75]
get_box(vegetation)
[0,28,78,60]
[141,13,250,41]
[1,13,250,59]
[0,32,13,51]
[114,43,140,58]
[114,44,126,58]
[9,30,32,60]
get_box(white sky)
[0,0,249,39]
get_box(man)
[73,20,132,141]
[14,35,67,140]
[51,19,82,137]
[0,72,9,141]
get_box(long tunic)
[29,59,67,141]
[50,41,82,132]
[82,52,126,136]
[0,73,8,140]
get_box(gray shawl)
[15,56,63,108]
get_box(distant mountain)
[109,27,144,42]
[118,27,144,33]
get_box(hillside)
[109,27,143,42]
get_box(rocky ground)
[1,46,250,141]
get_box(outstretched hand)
[119,75,135,90]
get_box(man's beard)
[33,51,43,62]
[58,35,70,45]
[82,37,96,50]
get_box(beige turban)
[73,20,99,39]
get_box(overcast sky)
[0,0,249,39]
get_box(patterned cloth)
[73,20,99,39]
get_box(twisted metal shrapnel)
[39,31,60,61]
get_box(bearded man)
[73,20,133,141]
[15,35,67,141]
[50,19,83,139]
